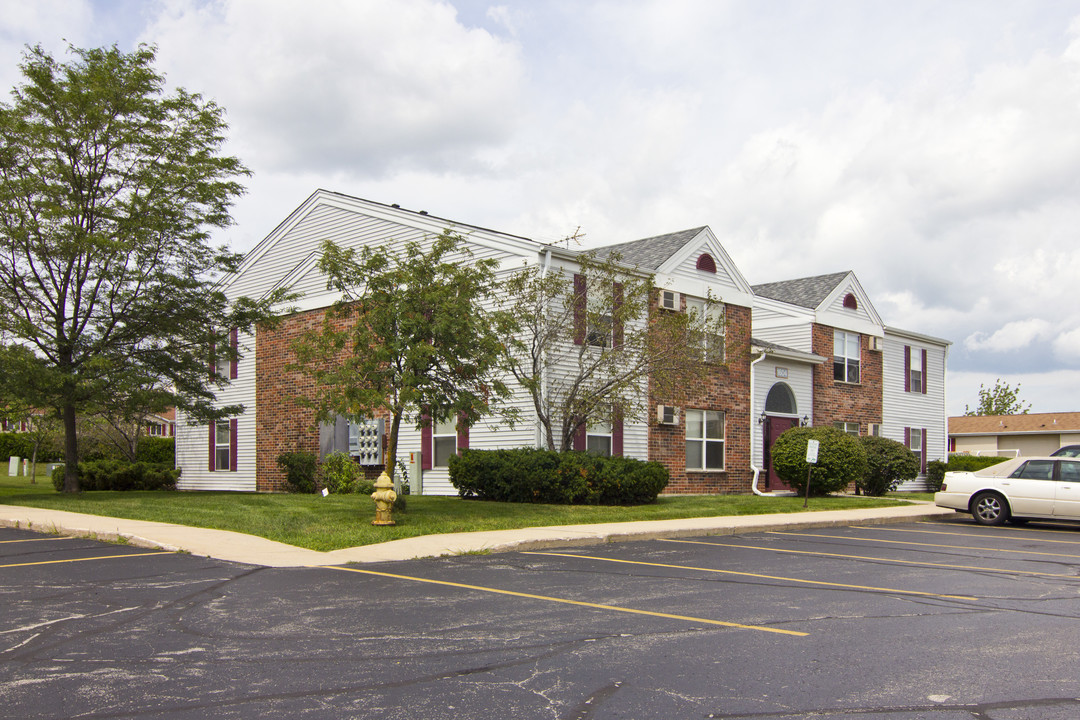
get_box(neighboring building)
[145,409,175,438]
[752,272,950,490]
[176,190,950,494]
[949,413,1080,457]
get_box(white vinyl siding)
[881,330,948,490]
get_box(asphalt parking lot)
[3,518,1080,719]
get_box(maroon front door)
[764,416,799,491]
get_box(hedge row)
[448,448,668,505]
[51,460,179,491]
[0,432,62,463]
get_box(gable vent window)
[843,293,858,310]
[696,254,717,273]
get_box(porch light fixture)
[800,415,810,427]
[758,411,768,424]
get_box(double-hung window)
[215,421,231,471]
[586,419,612,456]
[686,409,725,470]
[686,297,725,362]
[909,428,923,454]
[833,330,860,383]
[432,419,457,467]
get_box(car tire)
[971,492,1009,526]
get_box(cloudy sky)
[3,0,1080,416]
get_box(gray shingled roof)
[592,227,707,270]
[751,271,851,309]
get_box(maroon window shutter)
[209,342,216,378]
[904,427,910,448]
[573,274,586,345]
[457,412,469,451]
[208,423,216,472]
[921,349,928,395]
[921,428,928,474]
[573,419,587,452]
[230,328,239,380]
[230,418,238,472]
[904,346,911,392]
[612,412,623,456]
[421,411,432,470]
[612,282,624,348]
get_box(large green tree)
[0,44,276,492]
[964,378,1032,416]
[290,230,513,481]
[501,251,724,452]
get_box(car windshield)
[1051,446,1080,457]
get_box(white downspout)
[749,349,770,496]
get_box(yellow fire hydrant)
[371,471,397,526]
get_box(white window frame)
[834,421,860,436]
[685,297,725,362]
[686,409,725,471]
[432,418,457,468]
[909,428,923,453]
[909,348,924,393]
[215,420,231,472]
[586,419,613,456]
[833,330,860,383]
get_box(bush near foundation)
[317,451,375,495]
[277,451,318,493]
[858,435,920,496]
[771,426,867,496]
[51,460,179,491]
[925,460,947,492]
[448,448,668,504]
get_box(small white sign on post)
[8,457,20,477]
[805,439,820,464]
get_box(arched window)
[764,382,797,414]
[696,254,717,273]
[843,293,857,310]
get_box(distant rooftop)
[949,412,1080,435]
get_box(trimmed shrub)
[51,460,179,491]
[135,437,175,465]
[946,454,1010,472]
[317,452,368,494]
[858,435,920,496]
[771,426,867,496]
[277,451,318,493]
[925,460,947,492]
[448,448,668,505]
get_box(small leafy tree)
[501,251,723,451]
[0,44,283,492]
[771,426,867,496]
[964,379,1031,415]
[290,230,512,482]
[858,435,919,496]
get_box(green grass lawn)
[0,471,915,552]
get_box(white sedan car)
[935,456,1080,525]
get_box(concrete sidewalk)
[0,502,958,568]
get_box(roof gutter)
[749,348,771,496]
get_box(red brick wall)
[810,323,882,433]
[649,302,753,494]
[255,307,388,492]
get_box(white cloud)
[965,319,1053,352]
[141,0,524,176]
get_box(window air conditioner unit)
[659,290,681,311]
[657,405,679,425]
[870,336,883,351]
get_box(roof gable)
[753,270,883,333]
[752,272,850,309]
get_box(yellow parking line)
[857,525,1080,546]
[919,520,1080,538]
[524,551,976,601]
[768,530,1080,559]
[0,551,172,568]
[660,538,1080,579]
[329,566,807,636]
[0,537,74,544]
